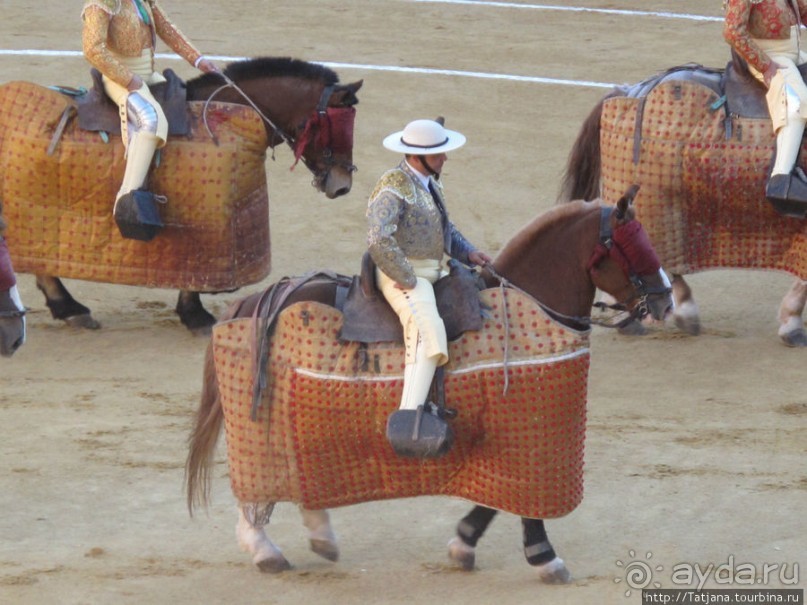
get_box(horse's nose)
[327,186,351,199]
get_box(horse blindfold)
[293,106,356,165]
[588,220,661,277]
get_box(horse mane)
[499,201,593,261]
[187,56,341,89]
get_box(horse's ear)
[332,80,363,106]
[615,184,640,219]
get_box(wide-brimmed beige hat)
[382,119,466,154]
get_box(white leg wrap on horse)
[237,504,291,572]
[534,557,572,584]
[300,507,339,562]
[447,536,476,571]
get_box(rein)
[201,74,356,184]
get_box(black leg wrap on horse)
[765,173,807,218]
[522,518,557,565]
[457,507,499,547]
[114,190,164,241]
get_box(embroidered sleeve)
[81,4,135,88]
[81,0,120,16]
[151,1,202,67]
[367,189,417,288]
[446,222,477,265]
[723,0,773,74]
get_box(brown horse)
[185,186,673,581]
[0,208,25,357]
[560,63,807,346]
[1,57,362,334]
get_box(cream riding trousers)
[101,49,169,147]
[376,259,448,366]
[751,27,807,132]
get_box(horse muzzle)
[316,162,356,199]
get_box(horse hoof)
[780,328,807,347]
[255,554,292,573]
[617,319,647,336]
[65,314,101,330]
[310,538,339,562]
[447,537,475,571]
[674,314,701,336]
[189,324,213,337]
[534,557,572,584]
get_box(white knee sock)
[116,131,159,201]
[399,336,439,410]
[772,88,807,176]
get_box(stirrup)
[386,404,454,459]
[113,189,165,241]
[424,400,458,419]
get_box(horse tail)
[558,87,626,204]
[185,340,224,516]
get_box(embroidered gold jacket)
[724,0,807,74]
[366,161,476,288]
[82,0,203,88]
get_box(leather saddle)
[337,252,486,344]
[624,53,807,124]
[73,67,191,136]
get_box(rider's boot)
[386,346,454,458]
[765,170,807,218]
[113,130,165,240]
[765,117,807,218]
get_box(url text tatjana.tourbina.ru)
[642,588,804,605]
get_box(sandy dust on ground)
[0,2,804,604]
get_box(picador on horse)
[725,0,807,216]
[81,0,221,240]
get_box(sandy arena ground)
[0,1,804,604]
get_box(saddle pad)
[213,287,591,519]
[0,81,270,291]
[600,79,807,279]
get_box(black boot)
[386,403,454,459]
[113,190,165,241]
[765,172,807,218]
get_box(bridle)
[0,306,27,319]
[0,239,25,319]
[201,74,357,187]
[587,206,671,327]
[486,206,670,330]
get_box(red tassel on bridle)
[293,106,356,167]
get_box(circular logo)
[614,550,664,597]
